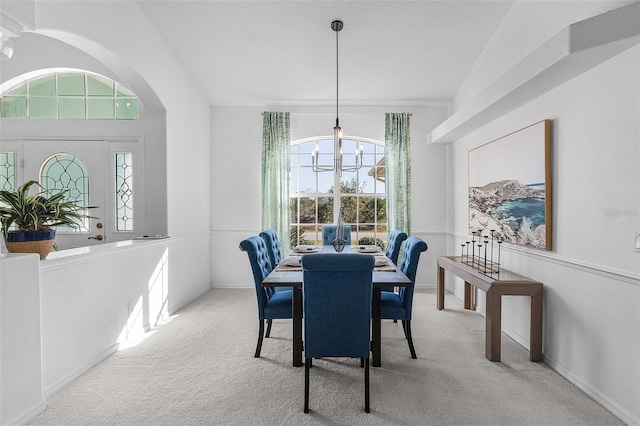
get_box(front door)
[22,140,106,250]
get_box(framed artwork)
[468,119,552,250]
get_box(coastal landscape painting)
[468,120,552,250]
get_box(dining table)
[261,244,412,368]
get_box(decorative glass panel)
[41,153,90,232]
[115,152,134,231]
[87,98,115,119]
[115,97,139,119]
[0,152,15,191]
[87,75,114,96]
[30,97,57,118]
[58,73,85,96]
[0,97,27,117]
[29,75,56,95]
[59,98,86,118]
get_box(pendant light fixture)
[312,20,363,175]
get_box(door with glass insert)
[23,140,106,250]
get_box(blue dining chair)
[259,229,282,270]
[380,236,428,359]
[321,224,351,245]
[239,236,293,357]
[380,230,409,293]
[385,230,408,265]
[302,253,374,413]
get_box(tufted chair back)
[385,230,408,265]
[239,236,275,319]
[259,229,282,270]
[321,225,352,245]
[396,236,428,318]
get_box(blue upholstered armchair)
[302,253,374,413]
[385,230,408,265]
[380,236,428,359]
[239,236,293,357]
[321,225,352,245]
[259,229,282,270]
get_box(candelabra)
[460,229,502,276]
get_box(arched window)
[0,70,139,119]
[40,153,90,232]
[290,136,387,246]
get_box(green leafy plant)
[0,180,96,239]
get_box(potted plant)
[0,180,96,259]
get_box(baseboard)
[3,399,46,426]
[168,284,211,316]
[443,285,637,426]
[544,356,638,426]
[43,343,119,397]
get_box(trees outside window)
[290,137,386,247]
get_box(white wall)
[0,3,213,424]
[446,2,640,423]
[0,254,44,426]
[210,104,450,290]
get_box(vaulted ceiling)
[136,1,514,106]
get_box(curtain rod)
[261,112,412,117]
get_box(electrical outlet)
[635,234,640,253]
[127,299,134,314]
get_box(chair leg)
[405,320,417,359]
[401,320,408,339]
[255,319,264,358]
[304,358,311,413]
[265,319,273,338]
[364,357,370,413]
[360,357,364,368]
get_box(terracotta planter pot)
[5,230,56,260]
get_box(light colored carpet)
[27,288,623,425]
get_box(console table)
[437,256,543,362]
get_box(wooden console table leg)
[437,265,445,310]
[485,288,502,362]
[529,289,543,361]
[464,282,474,310]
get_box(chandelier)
[311,20,363,175]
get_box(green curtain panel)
[385,112,411,235]
[261,111,291,255]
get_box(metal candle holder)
[461,229,501,276]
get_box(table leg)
[529,289,543,361]
[464,281,474,310]
[293,287,303,367]
[372,287,382,367]
[437,265,445,310]
[485,288,502,362]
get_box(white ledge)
[428,2,640,144]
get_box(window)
[290,137,387,246]
[40,153,90,232]
[0,152,15,190]
[115,152,134,231]
[0,71,139,120]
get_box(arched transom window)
[0,70,139,120]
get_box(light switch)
[635,234,640,252]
